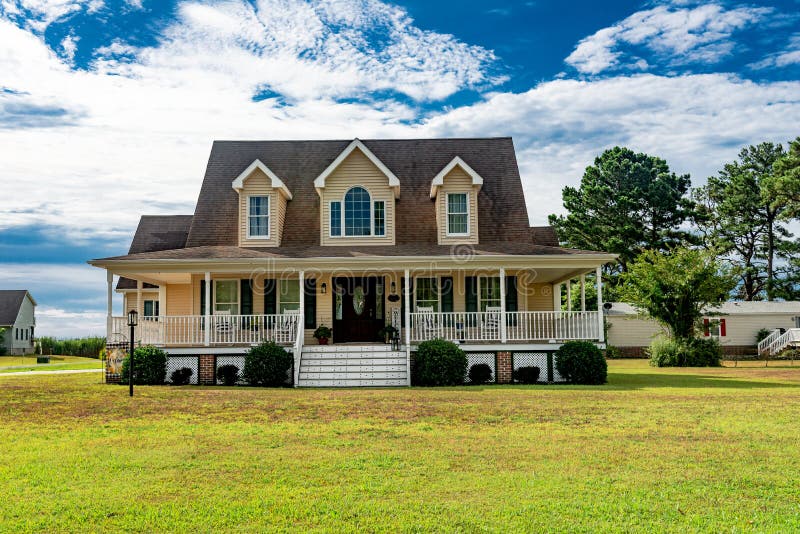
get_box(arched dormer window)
[329,186,385,237]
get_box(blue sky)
[0,0,798,337]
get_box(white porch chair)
[214,310,233,343]
[482,306,502,340]
[416,306,440,340]
[276,309,301,343]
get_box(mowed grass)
[1,361,799,532]
[0,355,102,373]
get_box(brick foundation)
[496,352,512,384]
[198,355,215,385]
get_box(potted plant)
[313,325,332,345]
[379,325,398,344]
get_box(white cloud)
[566,3,770,74]
[423,74,800,224]
[750,33,800,70]
[1,0,102,31]
[59,32,77,63]
[36,306,106,337]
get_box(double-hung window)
[415,278,439,312]
[329,187,386,237]
[214,280,239,315]
[247,195,270,239]
[279,280,301,313]
[478,276,501,311]
[143,300,160,320]
[446,193,469,236]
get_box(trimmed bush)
[756,328,773,344]
[513,366,540,384]
[648,337,721,367]
[555,341,607,385]
[242,342,293,387]
[468,363,493,385]
[120,345,168,385]
[170,367,193,385]
[605,346,623,359]
[217,364,240,386]
[412,339,467,386]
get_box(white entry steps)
[298,345,408,387]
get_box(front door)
[333,277,383,343]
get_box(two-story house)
[0,290,37,356]
[90,138,616,386]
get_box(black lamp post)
[127,310,138,397]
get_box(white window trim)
[446,192,470,237]
[213,279,240,315]
[278,279,301,313]
[329,185,386,238]
[246,194,271,240]
[414,276,442,311]
[477,275,501,312]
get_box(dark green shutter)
[304,279,317,329]
[264,279,277,315]
[465,276,478,312]
[200,280,213,315]
[505,276,518,312]
[441,277,453,313]
[241,279,253,315]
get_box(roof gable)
[313,139,400,199]
[0,290,34,325]
[430,156,484,198]
[231,159,292,200]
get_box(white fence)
[409,311,601,343]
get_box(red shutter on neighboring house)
[703,318,710,336]
[719,318,726,337]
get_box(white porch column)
[552,283,561,311]
[204,272,211,347]
[404,269,411,386]
[158,286,166,318]
[499,268,507,343]
[596,266,604,342]
[136,280,143,345]
[298,270,305,333]
[106,271,113,339]
[566,280,572,312]
[580,274,586,312]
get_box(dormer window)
[329,186,386,237]
[446,193,469,236]
[248,195,270,238]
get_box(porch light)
[390,281,396,293]
[127,309,138,327]
[321,282,327,294]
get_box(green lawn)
[0,355,102,373]
[0,361,799,532]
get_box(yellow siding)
[320,149,395,246]
[436,167,479,245]
[123,291,158,314]
[237,168,287,247]
[166,284,192,315]
[523,282,554,312]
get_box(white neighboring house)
[606,301,800,357]
[0,290,37,356]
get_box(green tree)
[619,248,736,340]
[549,147,695,295]
[695,142,790,300]
[768,137,800,299]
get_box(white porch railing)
[110,314,301,347]
[409,311,601,343]
[758,328,782,355]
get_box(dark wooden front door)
[333,277,383,343]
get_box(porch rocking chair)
[214,310,233,343]
[276,309,301,344]
[483,306,502,341]
[416,306,440,340]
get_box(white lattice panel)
[215,355,247,385]
[166,356,199,385]
[512,352,565,383]
[465,352,496,384]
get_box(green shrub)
[412,339,467,386]
[242,342,293,387]
[513,366,540,384]
[756,328,773,344]
[170,367,193,385]
[777,349,800,361]
[648,336,721,367]
[605,346,623,359]
[38,336,106,358]
[555,341,607,385]
[217,364,240,386]
[468,363,493,385]
[120,346,168,385]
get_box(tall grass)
[38,337,105,359]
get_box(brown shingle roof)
[95,138,610,266]
[116,215,192,289]
[0,290,30,325]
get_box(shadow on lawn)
[604,372,800,390]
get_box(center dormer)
[314,139,398,246]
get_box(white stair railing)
[766,328,800,356]
[758,329,782,355]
